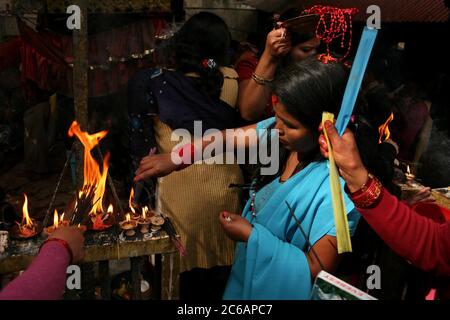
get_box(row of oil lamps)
[11,194,165,240]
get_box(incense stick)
[285,201,325,271]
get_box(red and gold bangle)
[346,173,383,208]
[39,238,73,264]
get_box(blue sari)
[223,118,360,300]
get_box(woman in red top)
[319,120,450,276]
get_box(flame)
[407,165,411,175]
[126,213,131,222]
[68,121,110,215]
[107,204,113,214]
[60,212,65,222]
[128,188,136,214]
[53,209,59,228]
[142,206,148,219]
[378,113,394,144]
[22,194,34,227]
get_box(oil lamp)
[44,209,64,235]
[405,165,415,181]
[137,206,151,234]
[119,213,137,237]
[11,194,42,239]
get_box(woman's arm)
[238,28,291,121]
[134,123,257,181]
[319,120,450,276]
[219,212,341,279]
[0,227,85,300]
[359,188,450,275]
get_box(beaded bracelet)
[39,238,73,264]
[346,173,383,208]
[251,72,274,85]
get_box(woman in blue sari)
[135,57,361,300]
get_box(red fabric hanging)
[15,17,166,97]
[0,37,22,71]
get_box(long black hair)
[171,12,231,99]
[253,57,349,190]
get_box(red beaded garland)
[302,5,358,63]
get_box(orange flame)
[128,188,136,215]
[53,209,59,228]
[378,113,394,144]
[107,204,113,214]
[22,194,34,227]
[142,206,148,219]
[125,213,131,222]
[68,121,110,215]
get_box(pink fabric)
[0,242,70,300]
[358,188,450,276]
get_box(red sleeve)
[235,55,259,82]
[358,188,450,276]
[0,242,70,300]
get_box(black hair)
[171,12,231,99]
[253,57,349,190]
[272,57,349,131]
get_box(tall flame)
[378,113,394,144]
[68,121,110,215]
[53,209,59,228]
[22,194,33,227]
[128,188,136,214]
[142,206,148,219]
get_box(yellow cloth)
[154,67,243,272]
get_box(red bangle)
[39,238,73,264]
[173,143,200,171]
[347,174,383,208]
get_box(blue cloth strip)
[336,27,378,136]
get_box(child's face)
[273,102,316,154]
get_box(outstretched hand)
[318,120,369,192]
[134,153,179,182]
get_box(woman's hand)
[262,27,291,61]
[219,211,253,242]
[318,120,369,193]
[404,187,436,206]
[134,153,179,182]
[49,226,85,263]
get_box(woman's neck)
[280,151,301,182]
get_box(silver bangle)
[252,72,273,85]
